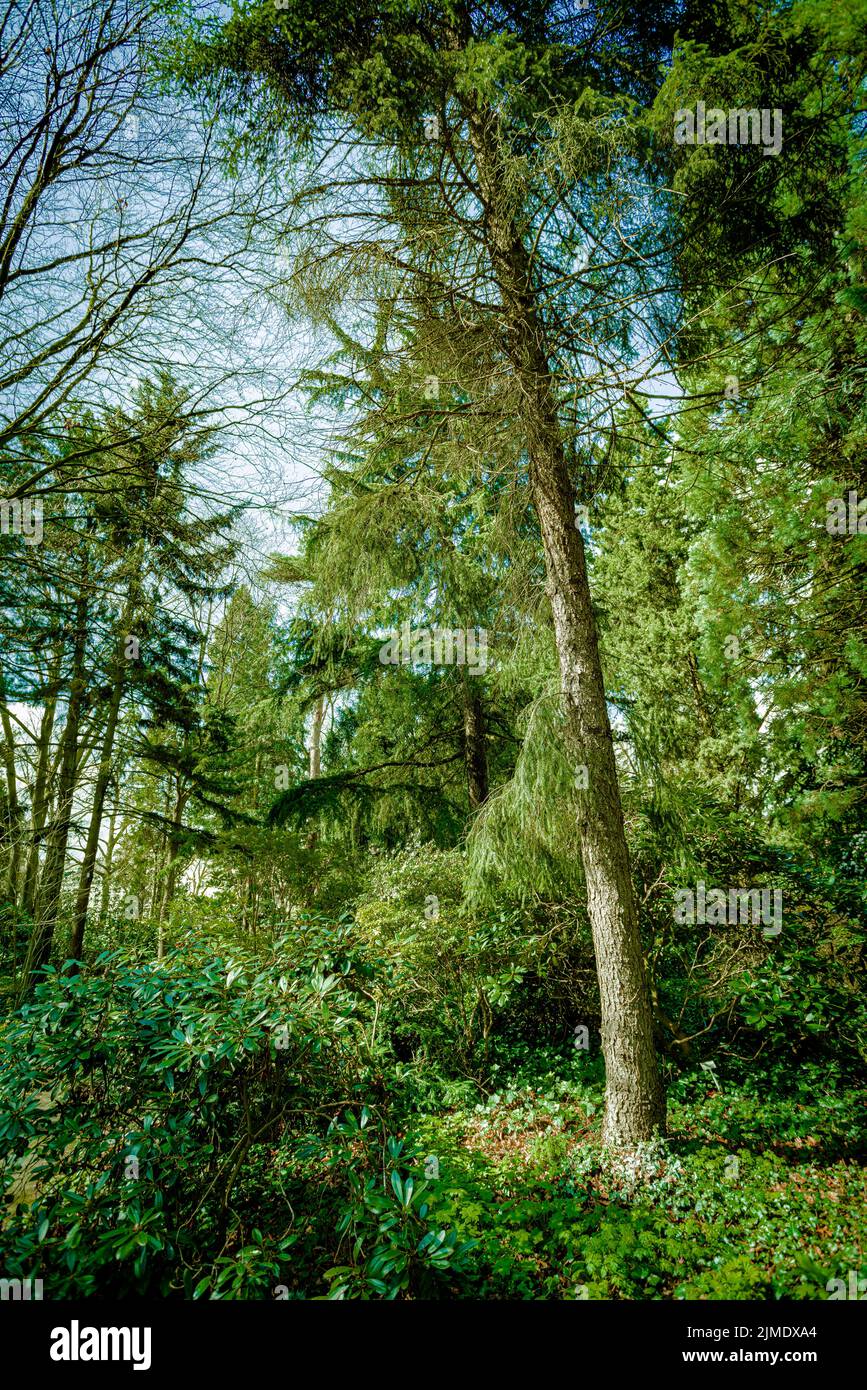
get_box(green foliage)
[352,842,592,1077]
[0,928,382,1296]
[318,1115,474,1299]
[409,1057,867,1300]
[2,0,866,1308]
[1,884,865,1300]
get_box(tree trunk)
[157,777,186,952]
[464,97,665,1146]
[97,789,120,925]
[687,648,715,738]
[69,572,140,962]
[69,665,125,961]
[305,694,325,850]
[461,676,488,809]
[147,841,161,925]
[308,694,324,779]
[0,672,22,905]
[21,643,63,919]
[21,590,89,991]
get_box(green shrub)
[0,924,387,1297]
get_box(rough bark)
[464,97,665,1145]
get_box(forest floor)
[409,1051,867,1300]
[2,942,863,1302]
